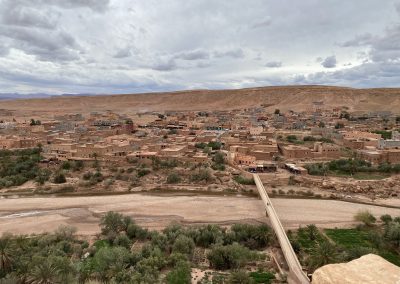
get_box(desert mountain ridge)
[1,85,400,117]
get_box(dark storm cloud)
[0,25,81,61]
[1,0,400,94]
[1,4,56,29]
[321,55,337,68]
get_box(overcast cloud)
[0,0,400,94]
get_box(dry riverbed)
[1,193,400,235]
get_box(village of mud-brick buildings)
[1,102,400,176]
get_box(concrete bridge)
[253,174,310,284]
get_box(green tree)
[208,141,222,150]
[172,235,195,256]
[308,241,338,271]
[100,211,125,235]
[92,246,130,283]
[166,260,191,284]
[53,256,76,284]
[27,258,59,284]
[207,243,258,270]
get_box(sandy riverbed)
[1,194,400,235]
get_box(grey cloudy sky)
[0,0,400,94]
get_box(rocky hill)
[313,254,400,283]
[1,85,400,117]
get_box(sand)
[1,194,400,235]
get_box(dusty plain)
[1,194,400,235]
[1,85,400,119]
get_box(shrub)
[61,161,71,170]
[288,175,296,185]
[72,160,84,171]
[213,151,225,165]
[380,214,393,224]
[335,122,344,129]
[234,176,255,185]
[354,210,376,226]
[228,270,253,284]
[207,243,258,270]
[127,223,149,240]
[137,168,150,178]
[190,169,212,183]
[113,234,131,249]
[286,135,298,143]
[83,172,92,180]
[172,235,195,256]
[249,271,275,284]
[166,260,191,284]
[195,142,207,149]
[230,224,273,249]
[35,169,51,185]
[167,172,181,184]
[208,141,222,150]
[53,173,66,184]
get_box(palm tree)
[308,241,338,271]
[387,222,400,248]
[27,259,59,284]
[54,256,76,284]
[0,233,14,273]
[306,224,319,241]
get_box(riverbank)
[1,193,400,236]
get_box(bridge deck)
[253,174,310,284]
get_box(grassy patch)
[296,227,326,252]
[325,228,400,266]
[324,228,370,248]
[249,271,275,283]
[379,251,400,266]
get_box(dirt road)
[0,193,399,235]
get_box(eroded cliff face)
[312,254,400,284]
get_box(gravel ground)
[1,194,400,235]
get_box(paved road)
[253,174,310,284]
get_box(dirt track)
[1,194,400,235]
